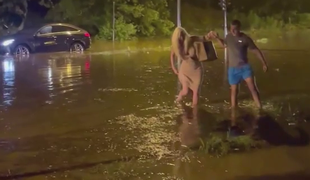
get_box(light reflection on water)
[38,58,82,90]
[1,58,15,106]
[0,48,309,179]
[0,54,93,107]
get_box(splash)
[115,105,182,159]
[98,88,138,92]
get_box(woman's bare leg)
[176,74,189,102]
[176,84,188,102]
[192,89,198,106]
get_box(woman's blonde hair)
[171,27,193,59]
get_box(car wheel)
[70,42,84,53]
[14,45,30,56]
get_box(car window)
[52,26,78,33]
[38,26,52,34]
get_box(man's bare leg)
[231,107,237,126]
[230,84,238,108]
[244,77,262,109]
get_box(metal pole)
[224,8,228,64]
[112,1,115,42]
[177,0,181,91]
[177,0,181,70]
[112,1,116,78]
[177,0,181,27]
[219,0,229,85]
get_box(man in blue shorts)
[211,20,268,109]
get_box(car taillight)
[84,32,90,37]
[85,60,90,70]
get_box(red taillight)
[84,32,90,37]
[85,60,90,70]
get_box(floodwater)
[0,42,310,180]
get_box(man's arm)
[247,37,267,67]
[215,37,226,48]
[209,31,226,48]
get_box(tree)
[0,0,53,35]
[45,0,174,40]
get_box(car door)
[34,25,58,53]
[51,25,79,52]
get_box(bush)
[180,5,310,35]
[229,10,310,32]
[229,10,284,31]
[96,16,137,41]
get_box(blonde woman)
[170,27,211,106]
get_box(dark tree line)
[0,0,53,34]
[0,0,310,38]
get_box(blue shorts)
[228,64,253,85]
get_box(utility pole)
[112,1,116,77]
[177,0,181,69]
[112,1,115,42]
[219,0,228,64]
[176,0,181,92]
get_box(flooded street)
[1,43,310,179]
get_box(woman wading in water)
[170,27,211,106]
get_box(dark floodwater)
[0,46,310,179]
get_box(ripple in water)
[98,88,138,92]
[115,104,182,159]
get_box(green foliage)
[229,10,310,32]
[200,134,262,156]
[46,0,174,41]
[229,10,284,31]
[3,0,310,39]
[177,1,310,35]
[179,3,223,34]
[294,13,310,28]
[97,16,137,41]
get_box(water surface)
[0,43,310,179]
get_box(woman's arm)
[190,35,210,42]
[170,49,178,75]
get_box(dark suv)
[0,23,91,55]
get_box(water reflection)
[0,54,91,107]
[231,172,310,180]
[174,105,218,178]
[39,57,82,91]
[176,104,216,149]
[0,58,15,106]
[0,48,310,179]
[256,113,309,146]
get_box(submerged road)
[0,48,310,179]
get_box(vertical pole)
[112,1,115,43]
[177,0,181,28]
[177,0,181,92]
[224,8,228,64]
[220,0,229,85]
[112,1,116,77]
[177,0,181,70]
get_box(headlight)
[2,39,14,46]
